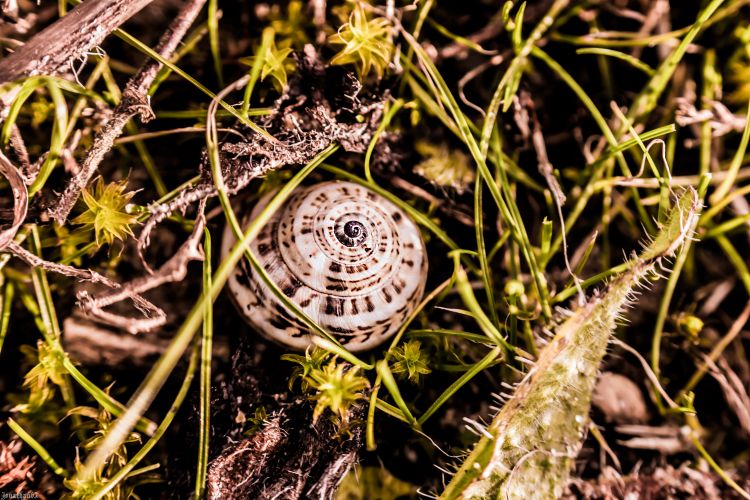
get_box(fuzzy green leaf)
[441,188,699,499]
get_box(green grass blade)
[418,347,502,425]
[74,145,330,484]
[441,188,700,499]
[0,281,14,354]
[7,417,69,478]
[194,228,213,499]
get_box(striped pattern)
[222,181,428,351]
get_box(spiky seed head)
[329,4,394,78]
[72,178,138,247]
[281,346,331,392]
[391,339,432,384]
[308,361,369,424]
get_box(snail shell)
[222,181,428,351]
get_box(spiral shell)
[222,181,429,351]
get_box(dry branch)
[48,0,208,224]
[4,239,171,328]
[63,317,168,366]
[206,401,364,500]
[137,52,382,268]
[0,0,155,83]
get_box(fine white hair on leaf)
[441,188,700,499]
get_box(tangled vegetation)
[1,0,750,498]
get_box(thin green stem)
[474,175,500,327]
[0,281,13,354]
[7,418,69,478]
[576,48,655,76]
[29,80,68,195]
[194,229,213,499]
[452,253,518,356]
[376,361,419,428]
[417,347,502,425]
[716,236,750,295]
[75,145,331,485]
[691,435,750,499]
[91,341,200,500]
[208,0,223,87]
[364,99,404,184]
[241,28,273,117]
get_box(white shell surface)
[222,181,428,351]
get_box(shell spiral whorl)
[222,181,429,351]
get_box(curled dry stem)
[77,201,207,334]
[5,237,172,334]
[0,151,27,250]
[4,234,186,335]
[2,136,208,333]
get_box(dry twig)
[137,50,382,269]
[0,0,155,83]
[77,201,206,333]
[49,0,208,224]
